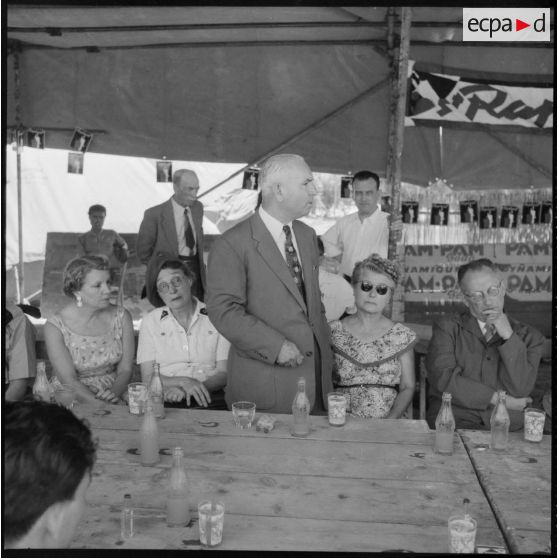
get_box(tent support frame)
[385,7,411,322]
[13,47,25,304]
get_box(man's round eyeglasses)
[157,276,184,294]
[358,281,390,295]
[463,282,503,303]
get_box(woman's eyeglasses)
[157,275,185,294]
[357,281,390,295]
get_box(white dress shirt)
[318,267,355,321]
[171,197,197,256]
[322,209,389,277]
[258,207,304,275]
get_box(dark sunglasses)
[357,281,390,295]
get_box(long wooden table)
[71,404,506,551]
[459,430,552,555]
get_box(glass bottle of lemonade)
[435,392,455,455]
[166,447,190,527]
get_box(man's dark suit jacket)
[137,197,205,292]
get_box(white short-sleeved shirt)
[137,300,230,381]
[322,210,389,277]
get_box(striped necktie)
[283,225,305,300]
[484,323,496,341]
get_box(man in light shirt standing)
[137,169,206,301]
[322,170,389,282]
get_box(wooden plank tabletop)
[459,429,552,555]
[71,404,506,552]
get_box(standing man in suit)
[137,169,206,301]
[206,154,333,414]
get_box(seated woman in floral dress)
[44,255,135,404]
[330,254,417,418]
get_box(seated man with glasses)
[426,258,545,430]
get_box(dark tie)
[283,225,305,300]
[184,208,196,252]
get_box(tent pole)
[199,77,390,199]
[386,7,411,322]
[13,47,25,304]
[16,148,24,303]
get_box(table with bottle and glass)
[68,401,509,552]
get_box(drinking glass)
[128,382,148,415]
[198,501,225,547]
[231,401,256,429]
[327,392,347,426]
[524,408,545,442]
[448,514,477,553]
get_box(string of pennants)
[337,174,551,246]
[10,127,93,175]
[10,131,553,247]
[394,178,551,246]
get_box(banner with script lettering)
[406,61,553,129]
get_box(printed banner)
[403,243,551,302]
[406,62,553,129]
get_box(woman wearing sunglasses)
[330,254,417,418]
[137,254,229,408]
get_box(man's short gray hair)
[173,169,197,187]
[259,154,305,192]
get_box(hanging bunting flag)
[27,129,45,149]
[406,61,553,129]
[340,174,353,198]
[459,200,479,223]
[381,195,391,213]
[500,206,519,228]
[69,128,93,153]
[156,160,173,183]
[16,130,26,150]
[242,167,260,190]
[522,202,541,225]
[480,207,498,229]
[402,201,419,223]
[541,202,553,225]
[431,203,449,226]
[67,152,84,175]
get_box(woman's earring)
[75,293,83,307]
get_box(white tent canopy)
[4,146,246,266]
